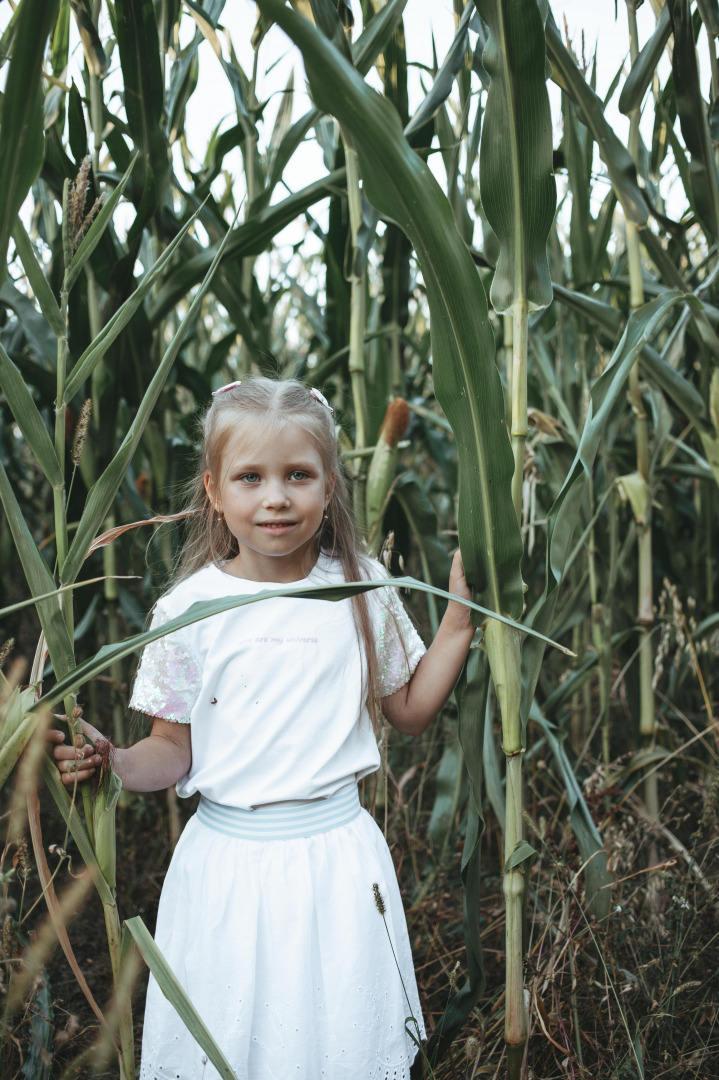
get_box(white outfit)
[130,554,426,1080]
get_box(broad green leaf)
[427,722,466,852]
[698,0,719,37]
[42,576,572,710]
[669,0,719,241]
[617,470,650,524]
[504,839,537,873]
[147,170,346,324]
[0,712,37,792]
[619,2,671,115]
[308,0,353,63]
[545,12,649,225]
[0,459,75,680]
[12,218,65,336]
[0,0,60,270]
[254,0,523,620]
[426,648,489,1065]
[64,153,138,293]
[114,0,170,232]
[477,0,556,313]
[0,685,38,745]
[61,211,238,586]
[352,0,408,77]
[520,291,693,729]
[63,191,203,402]
[0,343,62,487]
[40,757,114,906]
[530,704,612,919]
[69,0,108,76]
[0,576,133,621]
[123,917,237,1080]
[405,3,473,138]
[92,767,122,891]
[551,282,707,423]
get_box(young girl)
[52,377,474,1080]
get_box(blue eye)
[289,470,308,481]
[239,472,260,483]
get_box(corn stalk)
[474,0,556,1054]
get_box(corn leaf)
[0,713,38,792]
[405,3,473,138]
[0,343,62,487]
[61,212,237,586]
[669,0,719,241]
[114,0,170,232]
[619,2,671,115]
[530,703,612,919]
[0,0,59,270]
[426,648,489,1063]
[123,917,237,1080]
[256,0,523,619]
[147,169,346,324]
[12,218,65,336]
[552,283,707,423]
[41,576,571,711]
[545,12,649,225]
[0,577,133,621]
[40,756,114,906]
[64,153,138,293]
[520,291,694,730]
[63,191,202,402]
[0,460,75,679]
[477,0,556,313]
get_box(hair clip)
[211,380,242,397]
[309,387,334,413]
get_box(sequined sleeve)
[374,575,426,698]
[129,599,201,723]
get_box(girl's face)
[205,420,334,582]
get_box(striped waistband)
[196,784,361,841]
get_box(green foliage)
[0,2,718,1075]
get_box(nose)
[262,478,290,508]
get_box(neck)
[222,545,321,583]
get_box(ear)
[326,471,336,504]
[204,471,220,513]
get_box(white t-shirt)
[129,554,426,809]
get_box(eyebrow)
[228,460,320,472]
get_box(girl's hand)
[446,549,473,633]
[48,718,106,786]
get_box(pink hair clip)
[211,380,242,397]
[309,387,334,413]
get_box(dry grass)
[1,744,717,1078]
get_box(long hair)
[174,377,382,728]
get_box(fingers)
[52,740,103,785]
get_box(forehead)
[220,418,324,467]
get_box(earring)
[322,506,329,522]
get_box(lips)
[256,521,295,533]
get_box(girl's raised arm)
[50,716,192,792]
[381,550,475,737]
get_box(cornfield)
[0,0,718,1077]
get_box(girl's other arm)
[381,550,475,737]
[50,716,192,792]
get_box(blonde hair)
[174,377,382,728]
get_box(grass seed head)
[373,882,386,916]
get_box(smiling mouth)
[257,521,296,531]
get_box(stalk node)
[502,745,525,758]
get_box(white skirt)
[139,788,424,1080]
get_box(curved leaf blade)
[255,0,523,619]
[0,0,60,269]
[477,0,556,313]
